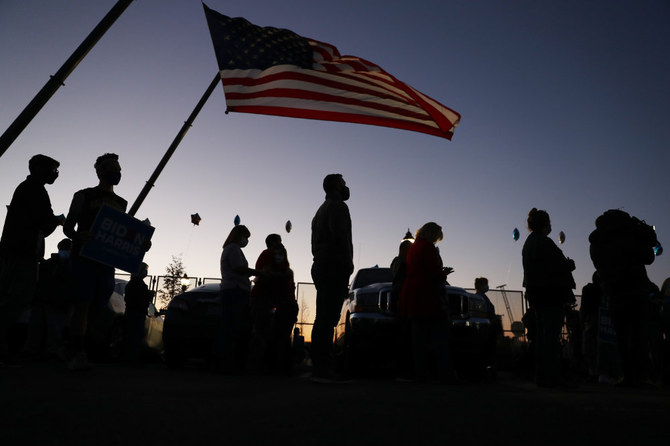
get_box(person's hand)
[443,266,454,275]
[77,230,93,243]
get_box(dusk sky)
[1,1,669,306]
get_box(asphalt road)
[1,361,669,446]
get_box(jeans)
[411,317,453,382]
[310,261,349,370]
[534,305,565,385]
[217,287,251,370]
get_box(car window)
[114,281,126,295]
[352,268,393,289]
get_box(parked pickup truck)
[333,267,492,379]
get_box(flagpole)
[0,0,135,159]
[128,73,221,217]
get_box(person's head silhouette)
[28,154,60,185]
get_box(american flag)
[204,5,460,140]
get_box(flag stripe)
[225,91,439,128]
[228,105,454,139]
[220,67,458,126]
[222,69,422,112]
[204,5,460,140]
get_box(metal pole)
[0,0,135,158]
[128,73,221,217]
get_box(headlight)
[352,292,379,312]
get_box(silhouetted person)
[474,277,501,374]
[0,154,64,365]
[660,278,670,383]
[248,234,298,375]
[24,238,74,361]
[217,225,258,373]
[391,239,412,312]
[589,209,657,386]
[122,262,153,363]
[310,173,353,383]
[64,153,128,371]
[580,272,602,381]
[392,239,413,380]
[398,222,454,383]
[522,208,576,387]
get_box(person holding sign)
[63,153,132,371]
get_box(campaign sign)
[80,205,154,274]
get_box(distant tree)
[157,255,186,309]
[297,293,311,332]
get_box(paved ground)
[1,360,669,445]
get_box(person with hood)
[589,209,657,386]
[0,154,64,365]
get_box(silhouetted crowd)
[1,161,669,390]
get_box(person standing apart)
[0,155,64,365]
[310,174,353,383]
[522,208,576,387]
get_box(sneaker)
[67,352,91,371]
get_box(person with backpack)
[589,209,658,386]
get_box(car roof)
[445,285,469,295]
[184,283,221,294]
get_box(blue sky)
[1,0,669,298]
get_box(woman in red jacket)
[398,222,453,382]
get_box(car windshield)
[351,268,392,289]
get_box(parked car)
[333,267,492,379]
[87,278,165,361]
[161,283,223,368]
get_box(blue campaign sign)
[80,205,155,274]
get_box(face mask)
[341,185,350,201]
[138,269,148,279]
[57,249,69,260]
[238,238,249,248]
[274,254,286,263]
[45,170,59,185]
[482,286,489,293]
[105,171,121,186]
